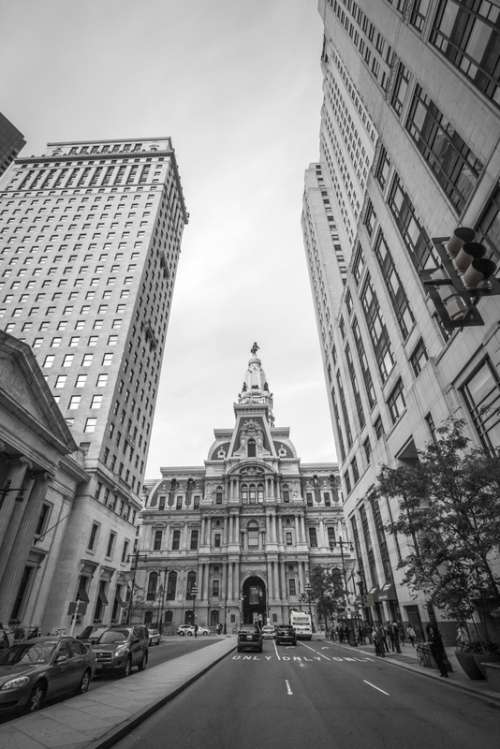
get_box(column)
[203,563,209,600]
[280,562,287,601]
[228,562,233,601]
[294,515,299,541]
[273,562,280,601]
[298,562,305,593]
[0,457,31,548]
[301,516,306,543]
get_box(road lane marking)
[363,679,390,696]
[285,680,293,695]
[273,639,281,661]
[301,642,333,661]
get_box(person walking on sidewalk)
[390,621,402,653]
[407,624,417,647]
[426,624,449,677]
[373,626,385,657]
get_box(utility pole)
[158,567,168,634]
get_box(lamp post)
[157,568,168,634]
[191,583,198,629]
[304,580,313,630]
[126,552,148,625]
[334,537,355,645]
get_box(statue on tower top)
[251,341,259,355]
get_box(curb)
[87,642,236,749]
[322,639,500,709]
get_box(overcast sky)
[1,0,337,476]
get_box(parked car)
[275,624,297,646]
[0,636,95,714]
[177,624,210,636]
[148,628,161,646]
[237,625,263,653]
[77,626,109,646]
[92,625,149,677]
[261,625,276,639]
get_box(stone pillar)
[298,562,305,593]
[203,563,209,600]
[0,457,31,549]
[273,562,280,600]
[280,562,287,602]
[294,515,299,541]
[228,562,233,601]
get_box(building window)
[106,531,116,558]
[172,530,180,550]
[410,338,429,376]
[212,579,220,597]
[306,491,313,506]
[364,200,376,236]
[344,470,352,495]
[147,572,158,601]
[84,417,97,433]
[374,415,384,440]
[461,357,500,455]
[374,231,415,339]
[190,529,199,550]
[363,437,372,465]
[153,529,162,551]
[475,181,500,262]
[35,503,51,537]
[375,145,391,192]
[69,395,81,410]
[430,0,500,107]
[391,62,411,117]
[186,571,196,599]
[387,379,406,424]
[166,571,177,600]
[215,487,223,504]
[247,523,259,548]
[309,527,318,547]
[387,173,439,271]
[285,531,293,545]
[55,375,67,389]
[327,526,335,550]
[288,578,296,596]
[214,532,221,548]
[406,85,483,212]
[352,318,376,409]
[352,244,365,285]
[43,354,55,368]
[360,275,395,382]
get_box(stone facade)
[302,0,500,640]
[136,346,350,632]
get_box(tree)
[376,420,500,639]
[309,565,345,633]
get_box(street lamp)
[333,537,355,645]
[304,580,313,626]
[157,568,168,634]
[191,583,198,628]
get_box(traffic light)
[422,228,499,330]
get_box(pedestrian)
[194,623,199,638]
[390,621,401,653]
[407,624,417,647]
[373,626,385,657]
[338,625,344,643]
[398,621,406,645]
[426,624,449,677]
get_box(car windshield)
[0,641,57,666]
[239,626,258,633]
[97,629,129,644]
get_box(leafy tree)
[376,420,500,639]
[309,565,345,632]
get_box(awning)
[366,587,380,605]
[76,590,90,603]
[379,583,397,601]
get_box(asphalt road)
[114,639,500,749]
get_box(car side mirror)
[55,654,68,663]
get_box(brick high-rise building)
[303,1,500,640]
[0,137,188,632]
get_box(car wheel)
[78,669,91,693]
[179,631,185,636]
[138,652,148,671]
[202,631,208,636]
[26,682,46,712]
[122,657,132,677]
[187,631,192,636]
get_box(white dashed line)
[301,642,333,661]
[285,679,293,695]
[363,679,390,696]
[273,639,281,661]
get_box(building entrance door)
[241,576,266,625]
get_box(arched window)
[186,571,197,600]
[248,438,256,457]
[166,571,177,601]
[249,484,256,503]
[147,571,158,601]
[241,483,248,502]
[215,486,223,504]
[282,483,290,503]
[247,521,259,548]
[257,483,264,502]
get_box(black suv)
[237,625,263,653]
[92,625,149,677]
[276,624,297,646]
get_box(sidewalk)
[324,637,500,707]
[0,636,236,749]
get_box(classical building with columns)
[137,346,351,632]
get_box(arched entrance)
[241,576,267,625]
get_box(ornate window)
[186,571,196,599]
[257,483,264,502]
[247,522,259,548]
[247,438,256,457]
[241,483,248,502]
[147,572,158,601]
[249,484,257,504]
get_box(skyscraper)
[135,345,347,633]
[0,137,188,631]
[0,111,25,179]
[303,0,500,638]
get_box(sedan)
[237,625,263,653]
[148,629,161,646]
[275,624,297,646]
[177,625,195,636]
[0,636,95,715]
[261,625,276,639]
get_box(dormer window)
[248,438,256,457]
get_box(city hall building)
[136,346,349,632]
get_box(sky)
[0,0,337,476]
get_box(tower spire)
[238,343,274,422]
